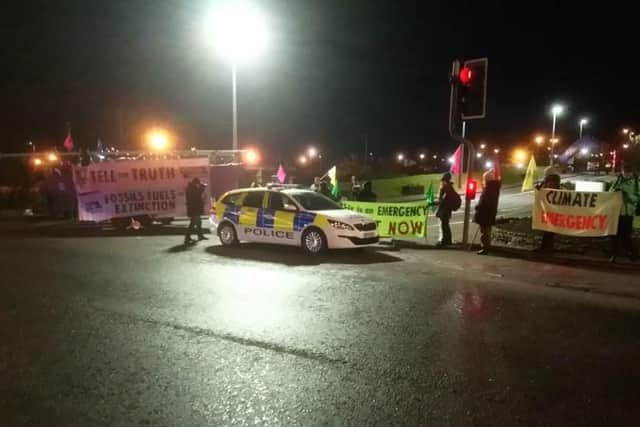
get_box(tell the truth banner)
[73,158,210,222]
[342,200,429,238]
[532,189,622,237]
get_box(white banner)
[532,189,622,237]
[73,158,210,222]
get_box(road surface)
[1,233,640,426]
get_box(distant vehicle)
[211,187,379,254]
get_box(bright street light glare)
[580,118,589,125]
[397,154,404,161]
[476,152,483,159]
[307,147,318,158]
[622,128,630,135]
[419,153,425,160]
[243,148,260,165]
[47,153,58,162]
[447,156,455,164]
[479,143,487,150]
[623,143,630,149]
[551,104,564,115]
[534,135,544,144]
[493,148,500,154]
[513,149,527,162]
[147,130,170,151]
[204,1,270,65]
[580,147,589,155]
[485,161,494,169]
[298,155,308,165]
[32,158,43,167]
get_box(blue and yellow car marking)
[219,202,328,233]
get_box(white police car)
[210,187,379,254]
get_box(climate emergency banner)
[342,200,428,238]
[532,189,622,237]
[73,158,210,222]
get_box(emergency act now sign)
[532,189,622,237]
[342,200,428,238]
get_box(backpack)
[450,190,462,211]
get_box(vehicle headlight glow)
[327,219,354,231]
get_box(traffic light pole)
[448,60,476,247]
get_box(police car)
[210,187,379,254]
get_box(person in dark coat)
[185,178,207,244]
[357,181,377,202]
[435,172,459,247]
[536,166,561,251]
[473,170,502,255]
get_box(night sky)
[2,0,638,160]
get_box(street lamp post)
[232,63,238,150]
[579,118,588,139]
[205,2,270,151]
[550,104,563,166]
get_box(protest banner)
[342,200,429,238]
[532,189,622,237]
[73,158,209,222]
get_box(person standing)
[357,181,377,202]
[185,178,207,244]
[435,172,460,247]
[473,170,502,255]
[536,166,561,252]
[609,171,639,262]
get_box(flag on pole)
[326,166,340,198]
[276,164,287,184]
[451,144,463,176]
[425,182,436,213]
[63,132,74,151]
[522,156,537,192]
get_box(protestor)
[310,177,321,192]
[184,178,207,244]
[473,169,502,255]
[320,179,333,200]
[536,166,561,251]
[609,171,639,262]
[357,181,377,202]
[435,172,460,247]
[351,176,361,200]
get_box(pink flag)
[451,144,463,175]
[276,164,287,184]
[63,133,74,151]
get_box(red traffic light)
[459,67,473,86]
[465,178,478,200]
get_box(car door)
[266,192,299,246]
[239,191,266,241]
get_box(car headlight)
[327,219,354,231]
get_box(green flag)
[425,182,435,212]
[327,166,340,198]
[522,156,537,192]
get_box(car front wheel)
[301,228,327,255]
[218,222,239,247]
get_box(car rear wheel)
[218,222,238,247]
[301,228,327,255]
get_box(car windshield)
[288,191,343,211]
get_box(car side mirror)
[283,204,297,212]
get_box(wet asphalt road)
[2,234,640,426]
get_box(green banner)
[342,200,429,238]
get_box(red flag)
[63,133,74,151]
[493,155,502,180]
[451,144,463,175]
